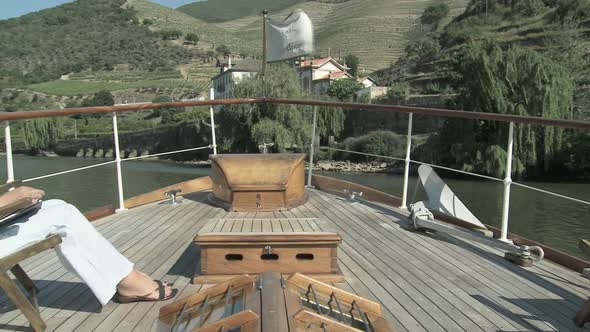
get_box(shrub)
[556,0,590,21]
[421,1,450,29]
[326,78,364,101]
[404,36,440,61]
[513,0,546,17]
[338,131,405,162]
[386,82,411,102]
[161,30,182,40]
[142,18,153,25]
[185,33,199,45]
[215,44,231,56]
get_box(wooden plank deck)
[0,189,589,331]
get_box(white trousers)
[0,199,134,305]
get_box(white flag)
[265,9,314,62]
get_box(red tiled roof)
[313,71,351,81]
[330,71,350,79]
[302,57,331,67]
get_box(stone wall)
[52,123,213,160]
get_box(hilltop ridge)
[164,0,469,71]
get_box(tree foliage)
[556,0,590,22]
[326,78,364,101]
[344,54,360,77]
[404,35,441,61]
[185,33,199,45]
[218,64,345,153]
[0,0,196,87]
[216,44,231,56]
[444,41,574,176]
[421,1,450,29]
[23,118,64,151]
[513,0,546,17]
[160,30,182,40]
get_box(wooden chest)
[209,154,306,212]
[193,232,343,284]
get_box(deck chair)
[0,234,62,332]
[575,240,590,327]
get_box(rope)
[22,160,117,183]
[512,182,590,206]
[121,145,212,161]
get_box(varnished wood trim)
[7,98,590,130]
[194,232,341,243]
[310,174,590,273]
[287,273,382,316]
[124,176,212,209]
[159,275,256,322]
[194,310,259,332]
[293,309,365,332]
[83,205,115,222]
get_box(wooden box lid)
[194,232,341,245]
[210,154,305,191]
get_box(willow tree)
[445,41,574,176]
[23,118,64,152]
[218,63,345,153]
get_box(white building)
[211,58,260,99]
[298,57,352,95]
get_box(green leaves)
[450,41,574,175]
[326,78,364,101]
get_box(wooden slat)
[260,272,289,332]
[2,188,589,332]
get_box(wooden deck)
[1,188,589,331]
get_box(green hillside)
[178,0,304,22]
[170,0,469,72]
[0,0,198,90]
[126,0,257,55]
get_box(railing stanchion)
[500,122,515,242]
[4,121,14,183]
[307,106,318,188]
[209,87,217,155]
[112,112,127,212]
[401,113,413,209]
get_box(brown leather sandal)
[116,280,178,303]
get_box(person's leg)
[5,200,173,304]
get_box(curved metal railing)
[2,92,590,238]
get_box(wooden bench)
[209,154,306,212]
[0,234,62,332]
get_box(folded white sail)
[418,164,487,229]
[265,9,314,62]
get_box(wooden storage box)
[193,232,343,283]
[209,154,306,212]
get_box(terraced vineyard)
[213,0,468,72]
[126,0,258,55]
[131,0,468,72]
[28,78,190,96]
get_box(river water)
[2,156,589,259]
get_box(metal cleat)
[164,189,182,205]
[344,189,363,201]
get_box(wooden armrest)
[0,181,21,195]
[0,235,62,270]
[0,198,35,219]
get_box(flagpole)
[262,9,268,78]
